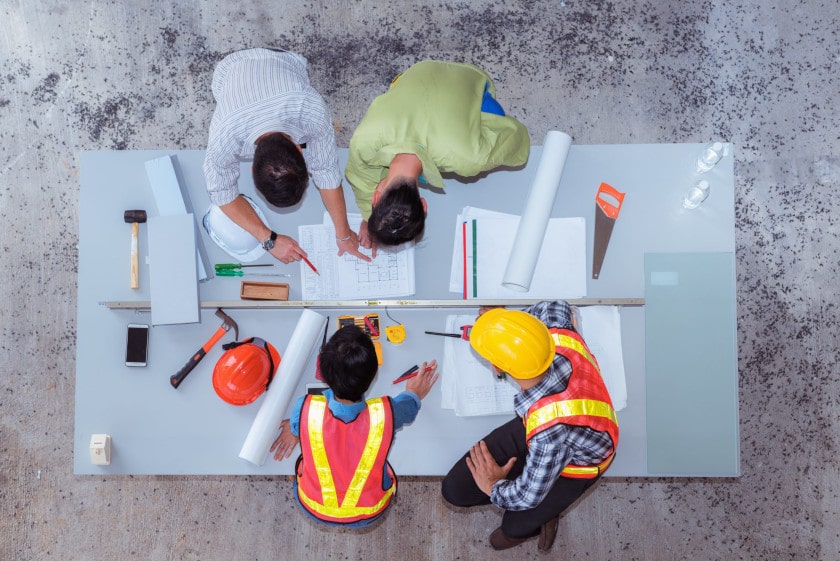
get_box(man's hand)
[336,230,371,262]
[405,360,439,400]
[268,235,307,264]
[465,440,516,496]
[358,220,378,259]
[270,419,300,461]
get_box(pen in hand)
[393,364,419,384]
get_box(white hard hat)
[202,195,268,262]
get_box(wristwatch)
[261,231,277,251]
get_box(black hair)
[367,179,425,246]
[252,133,308,207]
[319,325,378,402]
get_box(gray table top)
[75,142,736,476]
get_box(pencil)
[301,255,319,275]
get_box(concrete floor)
[2,0,839,559]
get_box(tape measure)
[385,324,406,344]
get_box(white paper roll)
[239,309,327,466]
[502,131,573,292]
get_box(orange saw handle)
[170,325,230,389]
[595,182,626,220]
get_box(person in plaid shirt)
[441,300,618,552]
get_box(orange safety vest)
[524,328,620,479]
[296,395,396,524]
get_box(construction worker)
[270,325,438,527]
[441,301,619,551]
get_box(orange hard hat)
[212,337,281,405]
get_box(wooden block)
[240,281,290,301]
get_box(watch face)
[262,231,276,251]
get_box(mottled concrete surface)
[1,1,839,559]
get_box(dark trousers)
[441,417,601,538]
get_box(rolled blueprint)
[239,309,328,466]
[502,131,573,292]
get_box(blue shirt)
[289,388,421,437]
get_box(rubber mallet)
[124,210,147,289]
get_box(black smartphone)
[125,323,149,367]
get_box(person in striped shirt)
[204,48,368,264]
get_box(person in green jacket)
[345,60,530,252]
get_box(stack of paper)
[449,207,586,299]
[440,308,628,415]
[440,314,518,417]
[298,213,415,300]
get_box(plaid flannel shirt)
[490,300,616,511]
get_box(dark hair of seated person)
[367,180,426,246]
[318,325,378,403]
[252,133,308,208]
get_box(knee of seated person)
[440,471,470,506]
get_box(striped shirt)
[204,49,341,206]
[490,300,616,511]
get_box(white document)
[578,306,627,411]
[441,307,628,416]
[239,309,328,466]
[147,214,199,325]
[145,155,211,281]
[449,207,586,299]
[503,130,572,292]
[441,314,518,417]
[298,214,415,300]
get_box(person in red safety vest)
[271,325,439,527]
[441,301,619,552]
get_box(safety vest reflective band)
[296,395,396,523]
[524,328,619,479]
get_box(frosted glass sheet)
[644,252,739,476]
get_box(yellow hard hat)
[469,309,554,379]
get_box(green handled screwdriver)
[215,263,274,271]
[216,269,291,277]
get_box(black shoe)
[489,527,532,551]
[538,516,560,552]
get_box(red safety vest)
[296,395,396,524]
[524,328,620,479]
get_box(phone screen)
[126,324,149,366]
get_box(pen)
[301,255,320,276]
[392,364,419,384]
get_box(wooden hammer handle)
[130,221,139,289]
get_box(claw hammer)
[170,308,239,389]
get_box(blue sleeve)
[391,392,422,430]
[289,395,306,437]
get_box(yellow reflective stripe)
[298,481,395,519]
[306,397,339,508]
[343,399,386,508]
[562,453,614,477]
[526,399,617,436]
[552,333,599,371]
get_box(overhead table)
[75,143,738,477]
